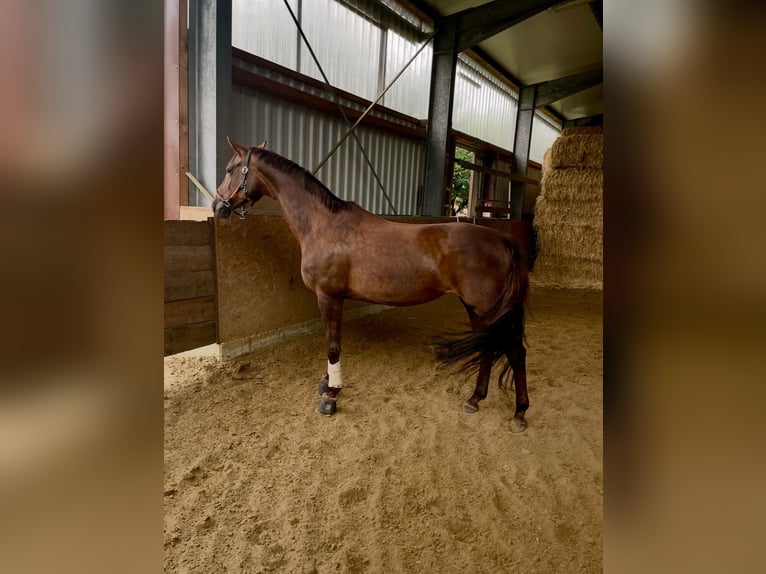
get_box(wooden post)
[164,0,181,220]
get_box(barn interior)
[164,0,603,357]
[164,2,604,571]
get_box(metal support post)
[188,0,232,207]
[510,85,535,220]
[422,17,458,216]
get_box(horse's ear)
[257,140,267,149]
[226,137,246,156]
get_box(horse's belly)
[346,267,446,306]
[349,287,445,307]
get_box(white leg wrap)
[328,360,343,389]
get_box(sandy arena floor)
[164,286,603,573]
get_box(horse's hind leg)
[508,346,529,433]
[316,292,343,415]
[459,303,492,414]
[464,353,491,413]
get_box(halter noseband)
[216,147,255,219]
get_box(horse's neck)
[259,165,327,242]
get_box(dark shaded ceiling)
[409,0,603,122]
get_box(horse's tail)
[434,237,528,387]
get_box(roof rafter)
[454,0,568,51]
[526,67,603,109]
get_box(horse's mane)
[254,149,351,214]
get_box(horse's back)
[438,222,514,267]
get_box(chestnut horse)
[213,139,530,432]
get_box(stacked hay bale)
[533,126,603,289]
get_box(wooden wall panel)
[164,220,217,355]
[213,216,322,343]
[164,322,217,356]
[164,269,216,302]
[163,215,531,357]
[165,219,212,245]
[213,214,533,353]
[164,296,216,328]
[164,245,214,273]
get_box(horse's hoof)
[317,394,337,416]
[317,375,329,396]
[509,417,528,433]
[463,402,479,414]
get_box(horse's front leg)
[316,292,344,415]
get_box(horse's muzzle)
[213,199,231,218]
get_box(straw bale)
[533,255,602,290]
[537,236,602,263]
[536,223,602,261]
[534,194,602,228]
[542,148,553,172]
[539,169,602,202]
[549,134,603,170]
[533,129,603,289]
[561,126,603,136]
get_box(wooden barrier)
[164,214,532,359]
[212,214,532,360]
[164,220,217,355]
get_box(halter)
[216,147,255,219]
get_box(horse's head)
[213,138,268,218]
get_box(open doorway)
[450,146,475,216]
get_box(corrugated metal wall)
[382,28,432,119]
[453,55,562,160]
[230,83,423,215]
[453,54,518,151]
[232,0,299,69]
[300,0,382,101]
[234,0,431,119]
[531,113,561,163]
[226,0,559,212]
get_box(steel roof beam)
[563,114,603,128]
[524,67,603,109]
[455,0,567,51]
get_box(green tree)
[451,147,472,216]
